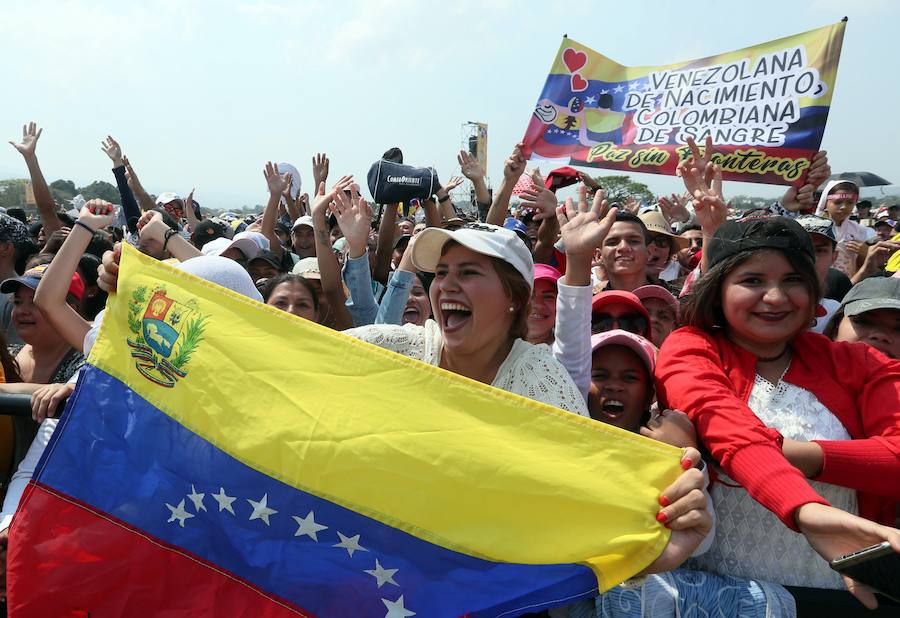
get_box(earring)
[507,306,515,313]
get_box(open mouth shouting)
[440,302,472,334]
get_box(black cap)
[706,216,814,270]
[191,220,224,246]
[248,249,282,270]
[393,234,412,250]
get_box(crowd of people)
[0,121,897,616]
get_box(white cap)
[233,231,270,252]
[200,236,261,260]
[155,191,182,205]
[291,256,321,279]
[410,222,534,289]
[292,215,314,231]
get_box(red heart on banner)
[563,48,587,73]
[570,73,588,92]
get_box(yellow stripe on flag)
[89,245,683,590]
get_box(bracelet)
[73,220,95,235]
[163,229,178,251]
[438,194,450,204]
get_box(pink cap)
[590,329,658,375]
[533,263,562,283]
[633,284,680,320]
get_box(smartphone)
[830,542,900,603]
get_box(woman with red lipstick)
[656,216,900,612]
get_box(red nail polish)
[656,511,668,523]
[681,458,693,470]
[659,495,670,507]
[664,522,671,529]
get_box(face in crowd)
[641,297,677,348]
[677,229,703,269]
[588,345,653,430]
[431,243,524,360]
[291,224,315,258]
[720,249,813,352]
[601,221,648,280]
[824,186,858,225]
[402,274,432,326]
[645,233,673,277]
[265,277,319,323]
[809,235,836,285]
[527,273,559,345]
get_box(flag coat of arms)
[7,245,682,617]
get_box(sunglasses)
[649,234,672,249]
[591,313,649,336]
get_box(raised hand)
[77,199,116,231]
[503,142,527,180]
[312,153,330,191]
[457,150,485,181]
[782,150,831,210]
[311,175,354,217]
[123,156,144,193]
[640,409,698,449]
[622,195,640,215]
[9,122,42,158]
[264,161,292,197]
[658,194,690,225]
[577,171,602,191]
[98,243,123,294]
[518,183,557,222]
[136,210,171,246]
[330,183,373,258]
[100,135,124,167]
[557,185,617,258]
[643,448,712,574]
[443,175,465,193]
[679,144,726,236]
[796,503,900,609]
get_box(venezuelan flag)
[7,244,682,617]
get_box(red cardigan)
[656,327,900,529]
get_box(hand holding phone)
[831,542,900,603]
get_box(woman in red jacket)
[655,215,900,612]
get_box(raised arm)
[136,211,201,262]
[262,162,292,259]
[677,137,726,275]
[520,170,559,264]
[311,177,354,330]
[330,182,379,326]
[183,188,201,233]
[34,199,115,351]
[778,150,831,213]
[9,122,62,235]
[458,150,490,207]
[122,156,157,212]
[435,176,464,223]
[101,135,140,234]
[373,201,399,286]
[485,142,526,226]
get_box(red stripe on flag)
[7,483,315,617]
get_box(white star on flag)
[247,494,277,525]
[614,84,625,93]
[292,511,328,541]
[212,487,236,515]
[187,484,206,512]
[365,559,399,588]
[382,594,416,618]
[334,531,368,557]
[628,82,640,91]
[165,499,194,528]
[600,89,609,95]
[585,95,597,105]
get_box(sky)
[1,0,898,210]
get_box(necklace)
[756,346,790,363]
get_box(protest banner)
[522,20,846,185]
[7,244,682,617]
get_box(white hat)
[410,222,534,289]
[292,215,314,231]
[155,191,182,205]
[291,256,321,279]
[200,236,260,260]
[233,231,270,252]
